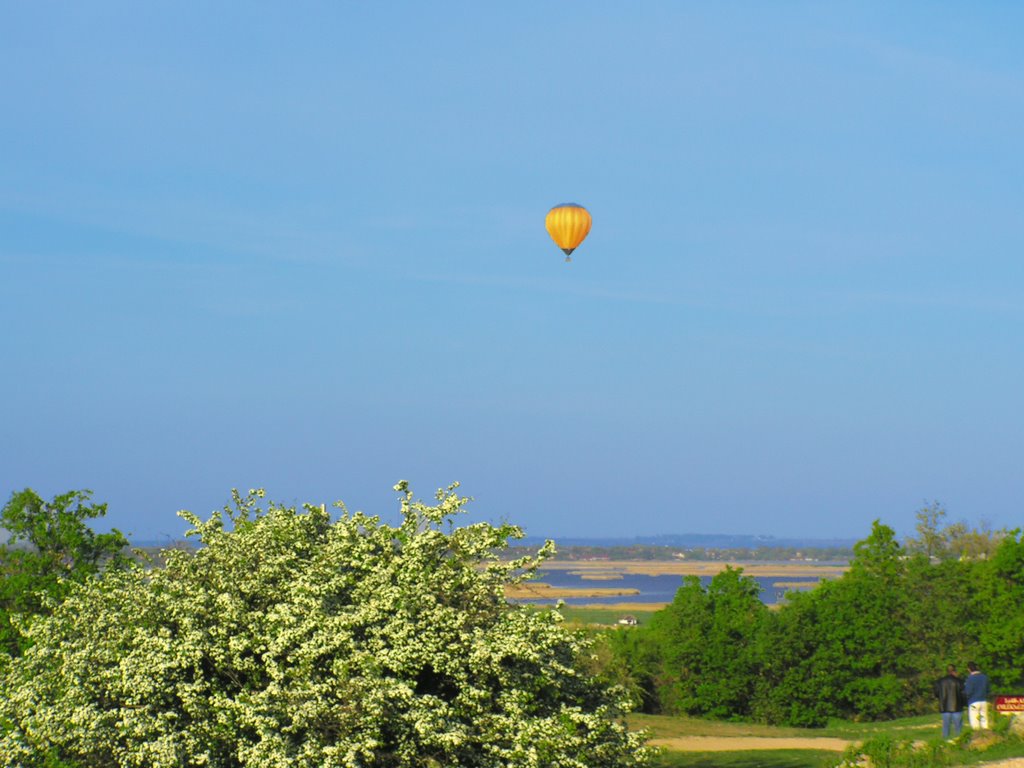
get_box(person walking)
[964,661,991,730]
[934,664,966,740]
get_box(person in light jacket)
[964,661,991,730]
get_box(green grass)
[555,605,659,626]
[951,736,1024,764]
[650,750,835,768]
[632,712,1024,768]
[629,712,940,741]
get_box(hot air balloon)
[545,203,591,262]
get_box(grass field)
[556,604,660,626]
[651,749,836,768]
[633,712,1024,768]
[631,712,939,741]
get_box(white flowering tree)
[0,482,651,768]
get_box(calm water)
[518,570,826,606]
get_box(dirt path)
[648,736,851,752]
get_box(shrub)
[1,483,651,767]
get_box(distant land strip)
[505,582,641,599]
[536,560,848,578]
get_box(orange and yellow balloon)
[545,203,592,261]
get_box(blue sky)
[3,3,1022,542]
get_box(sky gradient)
[3,3,1022,542]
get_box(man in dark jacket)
[934,665,966,740]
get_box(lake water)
[518,570,826,606]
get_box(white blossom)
[1,485,651,767]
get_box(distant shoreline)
[536,559,848,578]
[505,583,641,599]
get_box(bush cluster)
[1,484,652,767]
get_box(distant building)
[617,615,638,626]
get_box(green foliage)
[899,556,976,710]
[832,728,1024,768]
[809,523,911,721]
[832,735,952,768]
[904,503,1006,562]
[904,502,952,561]
[615,516,1024,729]
[751,589,837,727]
[0,482,652,767]
[653,750,836,768]
[0,488,130,656]
[617,567,767,719]
[971,530,1024,688]
[850,520,903,580]
[749,522,913,726]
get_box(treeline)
[607,512,1023,727]
[505,543,854,562]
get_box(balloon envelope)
[545,203,592,257]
